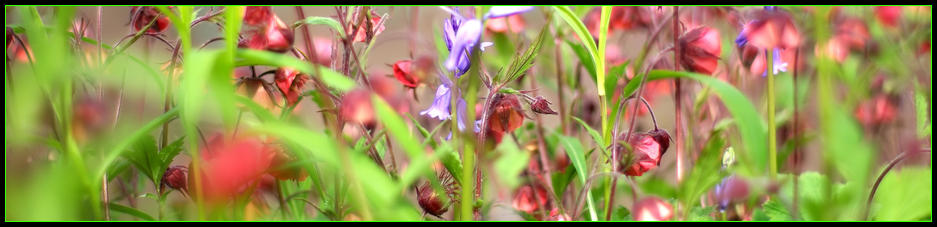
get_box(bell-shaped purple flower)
[484,6,534,19]
[421,84,453,121]
[445,19,482,77]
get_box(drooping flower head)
[735,6,800,77]
[130,6,170,34]
[617,129,671,176]
[678,26,722,75]
[191,134,277,204]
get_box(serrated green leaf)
[495,24,549,84]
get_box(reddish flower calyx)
[486,94,525,144]
[679,26,722,75]
[274,67,308,106]
[617,129,670,176]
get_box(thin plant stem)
[767,49,778,180]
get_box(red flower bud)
[530,96,558,115]
[632,197,673,221]
[835,18,871,51]
[160,165,189,195]
[679,26,722,75]
[416,182,449,217]
[875,6,902,28]
[130,6,170,34]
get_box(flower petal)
[485,6,534,19]
[445,19,481,73]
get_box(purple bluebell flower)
[484,6,534,19]
[445,19,482,77]
[420,84,453,121]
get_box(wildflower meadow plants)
[3,6,932,222]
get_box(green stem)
[767,50,778,180]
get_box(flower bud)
[632,197,673,221]
[130,7,170,34]
[530,96,558,115]
[417,182,449,217]
[679,26,722,75]
[160,165,188,194]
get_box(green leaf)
[109,202,155,221]
[557,133,597,221]
[872,167,932,221]
[494,24,549,84]
[438,142,463,184]
[565,40,597,81]
[679,131,727,212]
[688,206,716,221]
[293,16,346,37]
[639,178,676,199]
[372,95,425,169]
[95,108,180,181]
[552,6,599,88]
[572,116,603,152]
[756,200,793,221]
[493,136,530,190]
[159,137,185,168]
[611,206,631,221]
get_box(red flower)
[347,11,385,43]
[618,129,670,176]
[339,88,376,127]
[854,94,898,127]
[584,7,652,38]
[632,197,673,221]
[485,15,526,34]
[391,60,419,88]
[130,6,170,34]
[486,94,525,144]
[679,26,722,75]
[274,67,308,106]
[512,184,550,215]
[875,6,902,28]
[737,9,801,50]
[835,18,871,51]
[816,37,849,62]
[191,135,277,204]
[239,6,294,53]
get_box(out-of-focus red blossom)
[512,184,551,216]
[191,135,277,204]
[618,129,670,176]
[584,6,652,38]
[834,18,871,51]
[485,15,526,34]
[160,165,189,195]
[348,11,385,43]
[875,6,902,28]
[392,60,419,88]
[486,94,525,144]
[130,6,170,34]
[854,94,898,128]
[369,74,410,113]
[339,88,376,127]
[239,6,294,53]
[816,37,849,62]
[311,37,333,66]
[679,26,722,75]
[605,43,626,66]
[7,37,35,63]
[274,67,308,106]
[416,182,449,217]
[632,197,673,221]
[739,9,801,50]
[919,41,930,55]
[72,97,110,143]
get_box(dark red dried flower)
[130,6,170,34]
[679,26,722,75]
